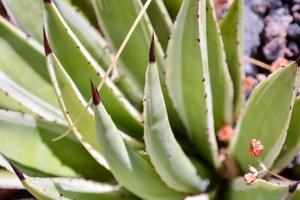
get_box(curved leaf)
[2,0,44,42]
[141,0,172,51]
[220,0,244,118]
[0,16,59,110]
[144,55,210,193]
[91,0,162,86]
[229,63,298,172]
[166,0,218,167]
[53,0,143,108]
[0,110,112,181]
[0,70,65,123]
[44,1,143,137]
[92,90,182,200]
[13,174,137,200]
[226,178,300,200]
[273,97,300,172]
[206,0,234,130]
[46,53,144,159]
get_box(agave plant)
[0,0,300,199]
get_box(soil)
[244,0,300,74]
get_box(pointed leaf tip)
[149,35,156,63]
[90,80,100,105]
[43,28,52,56]
[289,181,299,193]
[9,162,25,181]
[44,0,52,3]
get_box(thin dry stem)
[58,0,153,139]
[243,55,272,72]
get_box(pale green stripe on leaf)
[141,0,172,51]
[68,0,99,29]
[44,1,143,137]
[273,97,300,172]
[220,0,244,118]
[166,0,218,167]
[2,0,44,43]
[19,177,137,200]
[206,0,234,130]
[0,90,32,114]
[91,0,164,86]
[92,0,185,134]
[226,178,300,200]
[0,110,112,181]
[0,16,59,109]
[230,63,298,172]
[144,61,210,193]
[93,102,182,200]
[54,0,144,108]
[47,54,144,153]
[0,70,65,124]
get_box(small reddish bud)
[249,139,264,157]
[243,173,256,185]
[217,125,233,142]
[244,76,256,92]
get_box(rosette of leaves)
[0,0,299,199]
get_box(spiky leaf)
[92,87,182,200]
[206,0,234,130]
[226,178,300,200]
[0,110,112,181]
[230,63,298,172]
[273,97,300,172]
[220,0,244,118]
[44,1,143,136]
[166,0,218,167]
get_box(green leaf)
[206,0,234,130]
[0,70,65,124]
[0,90,32,114]
[44,1,143,137]
[144,58,210,193]
[141,0,172,51]
[226,178,300,200]
[46,53,144,156]
[2,0,44,43]
[92,0,186,134]
[0,16,60,111]
[273,97,300,172]
[54,0,143,108]
[0,110,112,181]
[93,96,183,200]
[220,0,244,118]
[165,0,219,167]
[91,0,164,87]
[229,63,298,172]
[162,0,182,19]
[68,0,99,29]
[15,175,137,200]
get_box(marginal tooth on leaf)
[9,162,25,180]
[90,80,100,105]
[149,35,156,63]
[43,28,52,56]
[44,0,52,3]
[288,181,299,193]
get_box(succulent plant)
[0,0,300,199]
